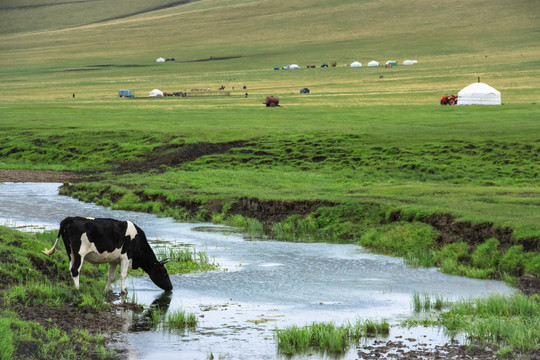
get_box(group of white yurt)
[458,82,501,105]
[350,59,417,67]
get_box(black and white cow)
[42,216,172,293]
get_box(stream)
[0,182,513,359]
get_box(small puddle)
[0,183,514,359]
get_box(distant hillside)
[0,0,538,104]
[1,0,538,61]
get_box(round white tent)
[289,64,300,69]
[156,57,165,63]
[149,89,164,97]
[367,60,379,67]
[458,82,501,105]
[350,61,362,67]
[403,59,415,65]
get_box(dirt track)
[0,169,81,183]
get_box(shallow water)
[0,182,514,359]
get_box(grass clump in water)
[275,319,389,355]
[412,292,451,312]
[166,310,198,330]
[439,293,540,353]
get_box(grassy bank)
[0,226,216,359]
[0,227,114,359]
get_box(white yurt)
[350,61,362,67]
[149,89,164,97]
[156,57,165,63]
[385,60,397,65]
[458,82,501,105]
[289,64,300,69]
[403,59,415,65]
[367,60,379,67]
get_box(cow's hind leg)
[70,252,83,289]
[106,262,118,292]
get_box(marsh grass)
[439,294,540,353]
[146,307,198,331]
[166,310,198,330]
[275,319,389,355]
[412,292,451,312]
[358,222,438,267]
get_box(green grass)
[0,227,115,359]
[412,292,451,312]
[275,319,390,355]
[145,306,198,331]
[0,226,213,359]
[166,310,198,330]
[1,1,538,358]
[404,293,540,354]
[439,294,540,353]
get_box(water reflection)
[128,291,173,332]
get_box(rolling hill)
[1,0,539,93]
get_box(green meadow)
[1,1,539,260]
[1,0,539,357]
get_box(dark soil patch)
[387,210,539,253]
[518,273,540,296]
[229,197,336,225]
[181,55,243,62]
[12,302,125,334]
[112,140,246,174]
[359,339,540,360]
[86,64,147,68]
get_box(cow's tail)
[42,218,68,255]
[42,236,60,255]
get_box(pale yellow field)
[1,0,539,104]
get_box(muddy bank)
[113,140,246,174]
[388,210,539,252]
[0,169,82,183]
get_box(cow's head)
[148,259,173,292]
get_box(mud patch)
[112,140,246,174]
[387,210,539,252]
[12,302,125,334]
[229,197,336,224]
[359,339,539,360]
[518,273,540,295]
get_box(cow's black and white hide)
[42,217,172,293]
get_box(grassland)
[1,0,539,269]
[1,1,539,358]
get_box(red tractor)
[264,96,280,107]
[440,94,458,105]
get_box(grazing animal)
[42,217,172,293]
